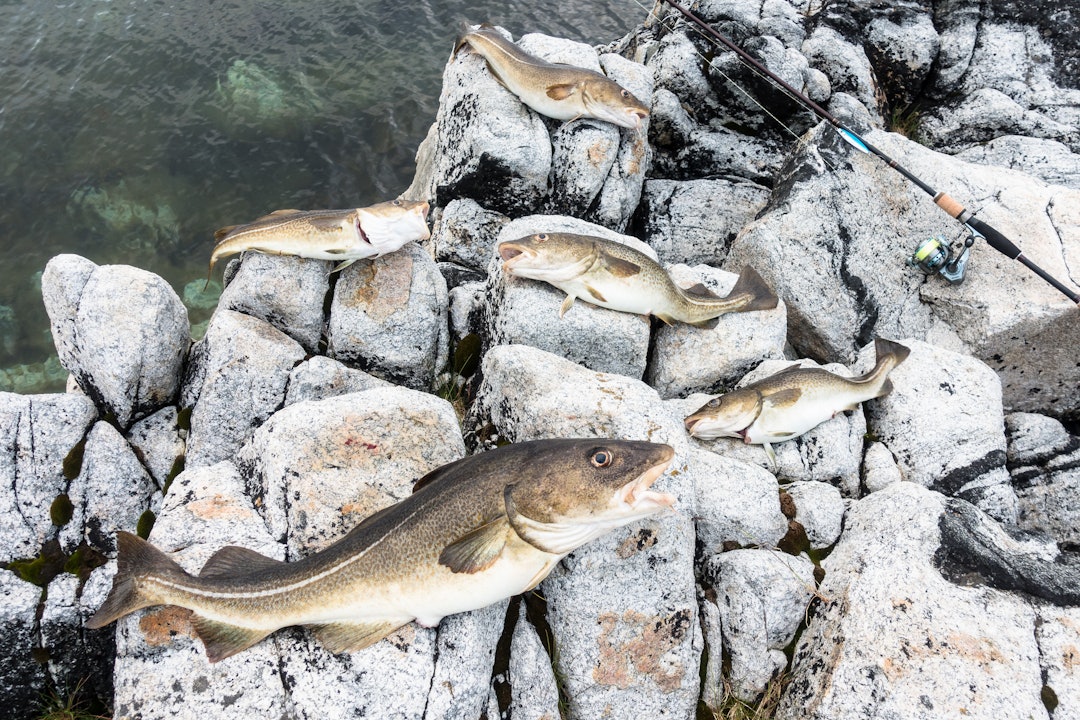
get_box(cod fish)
[454,24,649,130]
[86,438,675,662]
[684,338,911,465]
[498,232,778,326]
[209,199,430,276]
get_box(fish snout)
[625,107,649,129]
[683,416,702,435]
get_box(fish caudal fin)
[85,531,184,629]
[728,266,779,312]
[857,337,911,397]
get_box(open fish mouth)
[616,454,676,510]
[498,242,535,269]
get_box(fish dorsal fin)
[192,615,273,663]
[599,250,641,278]
[546,83,578,100]
[199,546,285,578]
[253,209,303,222]
[761,387,802,410]
[681,282,721,300]
[213,225,239,241]
[439,516,510,574]
[411,458,469,493]
[307,619,407,654]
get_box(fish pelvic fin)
[727,266,779,312]
[559,294,576,317]
[192,615,273,663]
[309,619,409,654]
[331,258,358,274]
[85,531,186,630]
[763,442,778,471]
[439,516,510,573]
[687,316,720,330]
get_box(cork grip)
[933,192,966,219]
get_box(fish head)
[580,78,650,130]
[498,233,597,283]
[355,199,431,254]
[684,389,763,439]
[502,438,676,556]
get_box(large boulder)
[777,482,1049,720]
[0,392,97,563]
[326,243,449,391]
[216,253,330,353]
[41,255,189,428]
[181,310,306,468]
[1004,412,1080,546]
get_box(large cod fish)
[498,232,778,326]
[209,198,430,276]
[454,24,649,130]
[684,338,911,465]
[87,438,676,662]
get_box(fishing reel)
[906,231,977,285]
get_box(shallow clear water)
[0,0,642,392]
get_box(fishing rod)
[657,0,1080,304]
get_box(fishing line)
[623,0,831,168]
[635,0,1080,303]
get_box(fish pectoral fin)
[331,258,357,273]
[584,284,607,303]
[309,619,408,654]
[762,388,802,410]
[192,615,273,663]
[559,294,577,318]
[199,545,286,579]
[598,250,642,277]
[439,516,510,574]
[546,83,578,100]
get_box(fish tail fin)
[452,22,475,58]
[728,266,779,312]
[86,531,185,629]
[855,338,911,396]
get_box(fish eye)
[392,199,402,206]
[620,89,629,98]
[707,398,720,408]
[536,233,547,242]
[590,449,613,467]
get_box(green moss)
[163,455,185,494]
[6,540,66,587]
[62,439,87,481]
[176,406,193,432]
[1042,685,1059,713]
[136,510,157,539]
[50,494,74,527]
[62,544,106,581]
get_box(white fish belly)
[745,392,860,444]
[559,277,662,315]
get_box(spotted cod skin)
[684,338,911,465]
[208,198,430,277]
[86,438,676,662]
[498,232,778,326]
[453,24,650,130]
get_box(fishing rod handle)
[966,217,1021,259]
[933,192,969,221]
